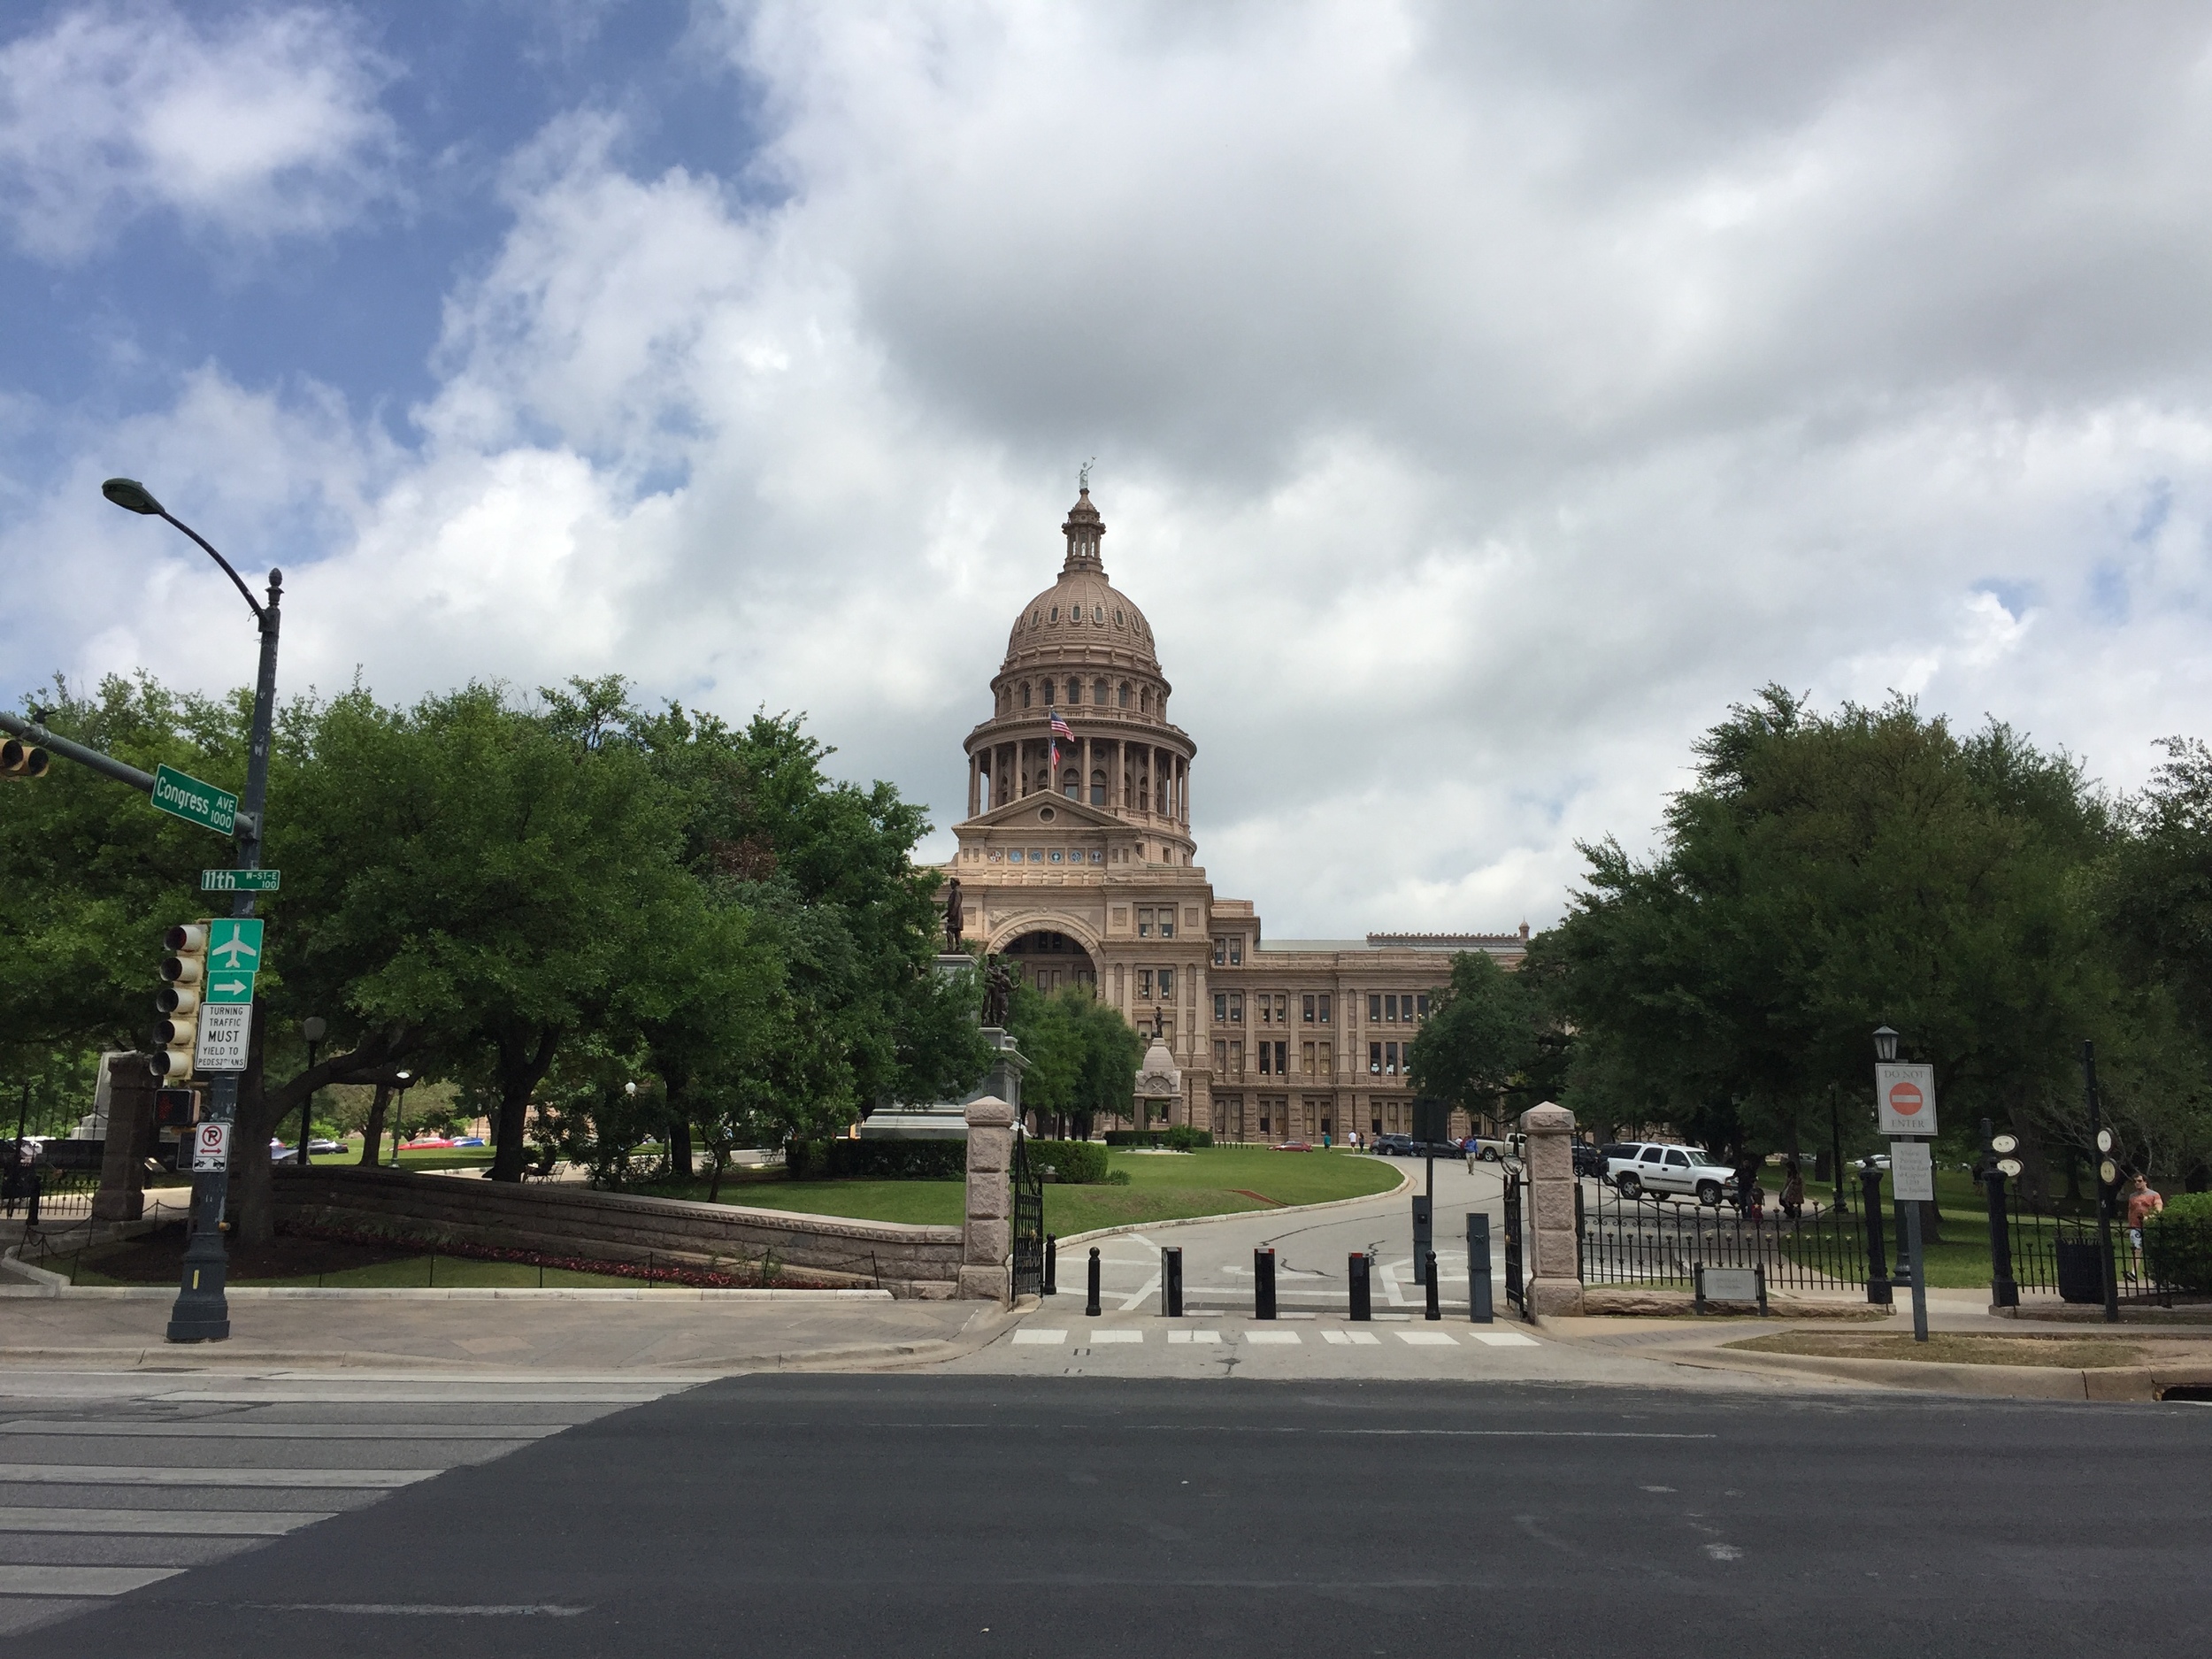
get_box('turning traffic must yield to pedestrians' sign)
[1875,1063,1938,1137]
[150,764,239,836]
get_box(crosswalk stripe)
[0,1563,185,1598]
[0,1507,334,1536]
[0,1422,562,1440]
[0,1465,439,1488]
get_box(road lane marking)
[1396,1332,1457,1346]
[1471,1331,1540,1347]
[1010,1330,1067,1345]
[1166,1331,1221,1344]
[1243,1331,1301,1345]
[1091,1331,1143,1344]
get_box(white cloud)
[9,2,2212,935]
[0,2,399,259]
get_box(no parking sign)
[190,1120,230,1172]
[1875,1064,1938,1137]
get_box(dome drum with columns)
[941,485,1531,1144]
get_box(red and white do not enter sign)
[1875,1064,1938,1137]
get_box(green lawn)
[650,1146,1405,1235]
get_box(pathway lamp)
[104,479,282,1345]
[1872,1025,1899,1064]
[296,1018,326,1167]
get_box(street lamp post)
[1873,1025,1929,1342]
[1828,1080,1846,1215]
[388,1071,415,1168]
[106,480,281,1346]
[296,1018,326,1167]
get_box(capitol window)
[1137,908,1153,937]
[1159,968,1175,998]
[1118,682,1130,707]
[1369,993,1383,1022]
[1093,678,1107,703]
[1021,683,1032,709]
[1049,605,1059,621]
[1115,609,1125,626]
[1093,605,1103,623]
[1138,969,1153,999]
[1042,679,1055,703]
[1214,992,1227,1022]
[1317,994,1330,1023]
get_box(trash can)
[2055,1238,2104,1304]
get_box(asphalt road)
[19,1374,2212,1657]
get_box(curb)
[1053,1155,1417,1251]
[0,1284,892,1302]
[1655,1344,2212,1402]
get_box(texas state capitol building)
[941,487,1527,1145]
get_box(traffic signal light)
[150,921,209,1080]
[0,735,49,778]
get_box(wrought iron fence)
[1009,1132,1044,1300]
[2003,1189,2204,1308]
[1579,1181,1867,1291]
[1503,1168,1525,1315]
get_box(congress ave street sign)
[150,764,238,836]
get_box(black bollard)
[1348,1252,1371,1321]
[1086,1246,1102,1317]
[1468,1213,1493,1324]
[1255,1247,1277,1320]
[1861,1166,1893,1306]
[1161,1246,1184,1317]
[1425,1252,1441,1320]
[1043,1234,1058,1296]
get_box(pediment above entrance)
[960,794,1125,833]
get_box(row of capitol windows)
[1210,992,1428,1025]
[1009,679,1161,715]
[1136,968,1177,1001]
[987,848,1102,864]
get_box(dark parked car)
[1371,1133,1416,1156]
[1571,1142,1609,1179]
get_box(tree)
[1407,951,1539,1135]
[1009,981,1145,1139]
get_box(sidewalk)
[0,1291,1013,1375]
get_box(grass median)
[651,1145,1405,1234]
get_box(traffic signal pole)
[165,569,280,1344]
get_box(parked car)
[1571,1141,1608,1179]
[1371,1133,1416,1156]
[1272,1141,1314,1152]
[306,1138,348,1157]
[1607,1141,1738,1205]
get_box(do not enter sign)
[1876,1064,1938,1137]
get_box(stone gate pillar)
[92,1054,158,1224]
[959,1095,1014,1301]
[1520,1100,1585,1316]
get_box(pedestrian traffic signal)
[0,736,49,778]
[150,921,210,1080]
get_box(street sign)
[1875,1063,1938,1136]
[190,1120,230,1172]
[150,764,238,836]
[1891,1139,1935,1202]
[203,972,256,1005]
[193,1004,251,1073]
[202,868,279,892]
[206,918,263,971]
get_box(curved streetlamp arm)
[159,511,265,621]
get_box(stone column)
[959,1095,1015,1302]
[967,753,980,818]
[92,1054,157,1224]
[1520,1100,1584,1315]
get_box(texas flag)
[1049,709,1072,770]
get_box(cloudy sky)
[4,2,2209,936]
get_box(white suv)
[1607,1142,1736,1205]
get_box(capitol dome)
[1000,488,1160,675]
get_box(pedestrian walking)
[1733,1152,1759,1214]
[2125,1172,2164,1267]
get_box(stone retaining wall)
[271,1167,964,1299]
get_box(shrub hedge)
[1102,1126,1214,1150]
[1026,1140,1110,1184]
[2144,1191,2212,1294]
[785,1139,967,1181]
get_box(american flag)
[1049,709,1073,769]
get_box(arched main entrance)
[1001,929,1096,995]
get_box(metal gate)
[1502,1169,1525,1315]
[1010,1129,1045,1299]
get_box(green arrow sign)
[150,764,238,836]
[204,971,256,1005]
[202,868,280,892]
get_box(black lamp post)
[296,1018,326,1167]
[1872,1025,1899,1064]
[106,479,282,1346]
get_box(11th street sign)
[150,764,238,836]
[202,868,279,892]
